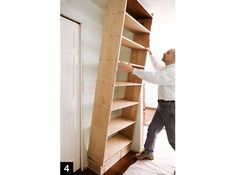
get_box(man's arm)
[147,49,165,71]
[119,62,174,85]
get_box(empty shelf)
[126,0,153,19]
[104,134,132,162]
[111,99,139,111]
[121,36,146,50]
[115,81,142,87]
[124,12,150,33]
[108,117,135,136]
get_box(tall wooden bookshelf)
[88,0,153,174]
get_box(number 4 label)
[64,165,69,172]
[61,162,73,175]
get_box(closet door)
[60,16,81,172]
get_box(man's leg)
[161,102,175,150]
[136,107,164,160]
[144,108,164,152]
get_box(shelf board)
[127,0,153,19]
[130,63,144,69]
[124,12,150,33]
[118,60,144,69]
[111,99,139,111]
[115,81,142,87]
[105,134,132,162]
[108,117,135,136]
[121,36,146,50]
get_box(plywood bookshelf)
[111,99,139,111]
[115,81,142,87]
[124,12,150,33]
[121,36,146,50]
[104,134,132,162]
[88,0,153,174]
[108,117,135,136]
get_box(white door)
[61,16,81,172]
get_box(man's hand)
[118,61,133,73]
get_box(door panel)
[61,16,80,172]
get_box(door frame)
[60,14,84,171]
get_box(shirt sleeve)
[132,68,174,85]
[149,54,165,71]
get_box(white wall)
[61,0,104,168]
[140,0,175,108]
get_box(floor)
[75,108,175,175]
[74,151,137,175]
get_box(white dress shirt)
[132,58,175,101]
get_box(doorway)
[60,16,81,172]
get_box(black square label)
[60,162,73,175]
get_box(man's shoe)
[135,151,154,160]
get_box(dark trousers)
[144,100,175,152]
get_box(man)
[119,49,175,160]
